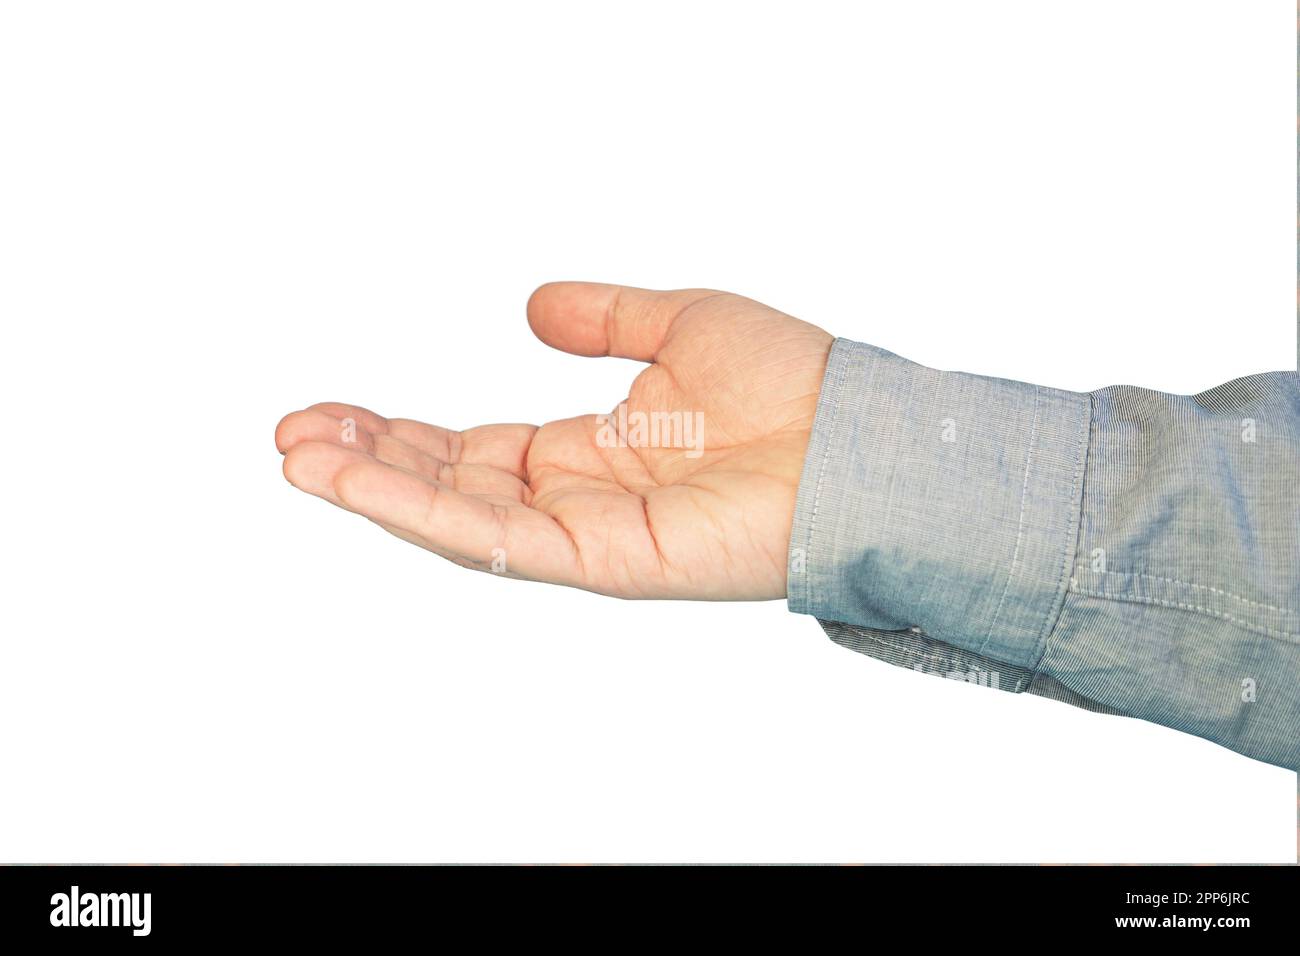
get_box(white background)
[1,1,1295,863]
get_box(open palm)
[276,282,833,599]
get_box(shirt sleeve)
[787,337,1300,769]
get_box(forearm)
[789,338,1300,768]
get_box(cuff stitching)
[800,342,854,607]
[978,385,1041,655]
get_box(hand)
[275,282,833,599]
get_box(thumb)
[526,281,725,362]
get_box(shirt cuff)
[787,338,1092,672]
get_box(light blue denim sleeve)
[788,338,1300,769]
